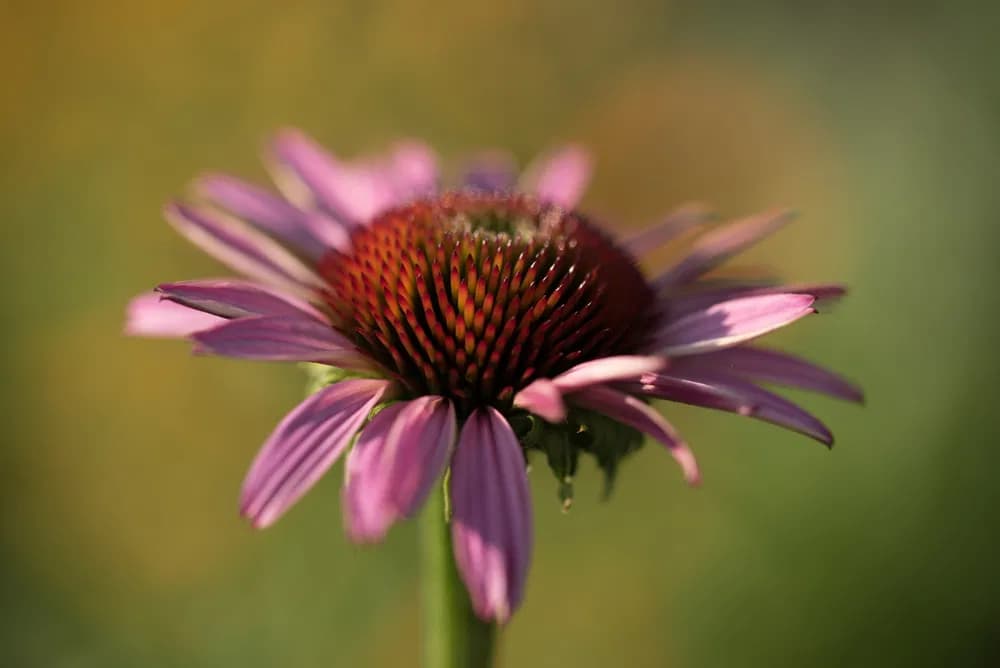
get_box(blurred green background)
[4,2,998,666]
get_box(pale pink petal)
[192,315,373,369]
[240,378,391,528]
[624,374,756,415]
[164,202,324,295]
[124,292,224,338]
[514,356,667,423]
[666,283,847,320]
[343,396,456,542]
[660,371,834,445]
[512,379,565,422]
[195,173,331,259]
[656,294,816,356]
[653,209,794,288]
[521,144,592,209]
[157,279,327,322]
[670,346,864,403]
[570,385,700,484]
[450,408,533,623]
[619,203,715,259]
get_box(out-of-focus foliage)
[3,2,998,666]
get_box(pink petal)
[267,128,361,222]
[669,346,864,403]
[384,140,439,201]
[514,356,666,423]
[521,144,592,209]
[450,408,533,623]
[195,173,332,259]
[192,315,372,369]
[157,279,327,322]
[619,203,715,259]
[512,378,565,422]
[667,283,847,320]
[625,374,756,415]
[164,201,324,296]
[653,209,794,288]
[124,292,224,338]
[240,378,390,528]
[343,396,456,542]
[656,294,817,356]
[570,385,700,484]
[661,371,834,445]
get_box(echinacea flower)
[126,129,861,623]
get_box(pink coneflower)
[126,130,861,622]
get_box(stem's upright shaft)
[420,485,496,668]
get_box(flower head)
[126,129,861,622]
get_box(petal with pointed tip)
[657,294,816,356]
[620,203,715,259]
[192,315,372,369]
[124,292,223,338]
[240,378,390,528]
[157,279,327,322]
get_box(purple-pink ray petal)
[513,356,667,423]
[657,293,816,356]
[666,283,847,320]
[191,315,373,369]
[623,374,756,415]
[512,379,566,422]
[240,378,391,528]
[124,292,224,338]
[450,407,533,623]
[343,396,456,542]
[653,209,794,289]
[195,173,331,259]
[267,128,362,223]
[669,346,864,403]
[384,140,440,202]
[570,385,700,484]
[157,279,327,322]
[164,201,324,295]
[663,371,834,445]
[619,203,716,259]
[521,144,592,209]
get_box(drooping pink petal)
[124,292,224,338]
[570,385,700,484]
[195,173,333,259]
[656,294,816,357]
[661,371,834,445]
[666,283,847,320]
[240,378,391,528]
[514,356,667,423]
[343,396,456,542]
[157,279,328,322]
[619,203,716,259]
[521,144,592,209]
[192,315,373,369]
[624,374,756,415]
[450,408,533,623]
[653,209,794,288]
[267,128,362,223]
[512,378,565,422]
[164,202,324,295]
[669,346,864,403]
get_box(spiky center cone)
[319,192,655,414]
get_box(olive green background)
[4,2,997,666]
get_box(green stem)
[420,483,496,668]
